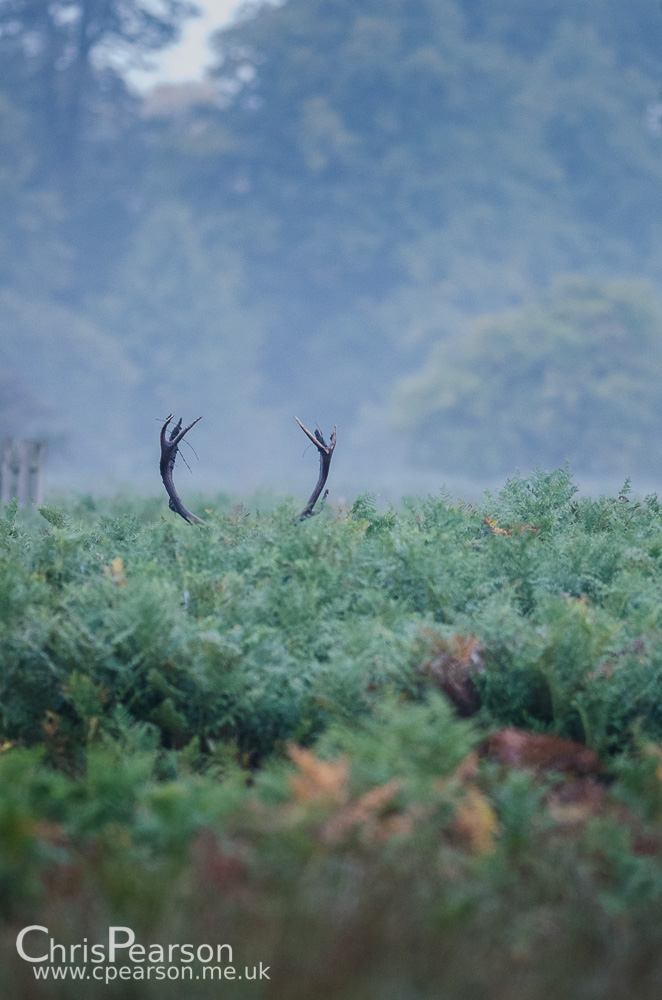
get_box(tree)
[393,277,662,478]
[0,0,199,176]
[194,0,662,420]
[88,201,273,487]
[0,289,139,479]
[0,93,72,296]
[0,369,51,438]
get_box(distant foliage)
[394,277,662,476]
[5,1,662,483]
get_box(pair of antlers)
[159,415,337,525]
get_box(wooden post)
[0,438,47,507]
[0,439,12,506]
[16,439,30,507]
[30,439,47,506]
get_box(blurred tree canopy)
[393,277,662,477]
[197,0,662,412]
[0,0,198,175]
[0,94,71,296]
[2,0,662,487]
[94,201,270,478]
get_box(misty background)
[3,0,662,500]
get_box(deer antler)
[296,417,337,519]
[159,415,205,524]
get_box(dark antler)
[296,417,337,519]
[159,414,205,524]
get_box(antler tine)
[295,416,328,452]
[296,417,337,519]
[160,414,175,448]
[170,415,203,449]
[159,414,205,525]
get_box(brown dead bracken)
[482,728,602,778]
[422,634,485,717]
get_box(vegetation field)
[5,469,662,997]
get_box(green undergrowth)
[4,467,662,758]
[4,469,662,996]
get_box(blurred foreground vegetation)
[5,471,662,996]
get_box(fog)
[3,0,662,504]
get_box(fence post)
[0,438,47,507]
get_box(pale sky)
[128,0,244,91]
